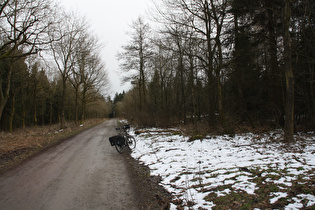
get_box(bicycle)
[109,124,136,153]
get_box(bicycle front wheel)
[126,135,136,150]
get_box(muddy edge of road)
[123,150,172,209]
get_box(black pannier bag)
[109,135,125,146]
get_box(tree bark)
[60,77,66,129]
[204,1,215,125]
[0,64,12,122]
[211,0,226,125]
[9,89,15,133]
[284,0,294,142]
[33,74,38,127]
[74,87,79,125]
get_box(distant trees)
[0,1,110,131]
[117,0,315,137]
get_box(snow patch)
[131,129,315,209]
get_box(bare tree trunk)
[22,86,26,129]
[81,89,86,125]
[34,97,37,127]
[215,33,224,125]
[176,36,186,123]
[9,89,15,133]
[210,0,226,126]
[50,102,52,127]
[204,2,215,125]
[75,88,79,125]
[0,64,12,122]
[139,53,144,111]
[33,80,37,128]
[284,0,294,142]
[139,35,147,111]
[60,77,66,129]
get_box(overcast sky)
[59,0,154,98]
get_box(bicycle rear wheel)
[126,135,136,150]
[115,136,125,153]
[115,143,124,153]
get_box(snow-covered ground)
[130,128,315,209]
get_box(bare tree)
[49,11,86,129]
[80,53,108,124]
[68,29,108,124]
[69,32,89,125]
[118,17,152,111]
[0,0,54,60]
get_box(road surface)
[0,119,142,210]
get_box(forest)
[116,0,315,142]
[1,0,314,143]
[0,0,111,132]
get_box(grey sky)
[60,0,154,98]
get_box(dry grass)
[0,119,106,173]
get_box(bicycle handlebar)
[116,124,131,136]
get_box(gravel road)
[0,119,144,210]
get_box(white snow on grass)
[131,129,315,209]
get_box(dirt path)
[0,119,158,210]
